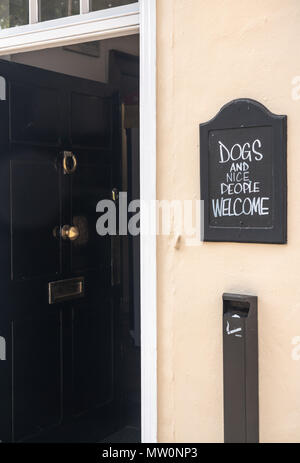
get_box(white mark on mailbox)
[226,314,243,338]
[0,336,6,360]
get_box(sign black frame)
[200,98,287,243]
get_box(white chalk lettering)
[252,139,263,161]
[212,136,270,222]
[211,197,270,217]
[220,181,261,196]
[218,140,264,164]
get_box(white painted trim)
[29,0,39,24]
[80,0,90,15]
[0,4,139,55]
[0,0,158,444]
[140,0,157,444]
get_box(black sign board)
[200,99,287,243]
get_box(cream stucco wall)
[157,0,300,443]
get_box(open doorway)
[0,33,141,443]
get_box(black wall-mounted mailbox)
[223,293,259,443]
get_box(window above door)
[0,0,138,30]
[0,1,29,30]
[91,0,137,12]
[0,0,139,55]
[39,0,80,22]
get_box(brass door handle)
[61,225,80,241]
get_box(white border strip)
[140,0,157,444]
[80,0,90,15]
[29,0,39,24]
[0,4,139,54]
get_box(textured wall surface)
[157,0,300,443]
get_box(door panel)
[71,296,113,416]
[10,157,61,280]
[10,83,62,145]
[0,157,11,283]
[71,92,112,148]
[70,158,111,273]
[13,313,62,441]
[70,158,113,415]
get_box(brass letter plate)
[48,277,84,304]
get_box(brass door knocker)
[63,151,77,175]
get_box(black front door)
[0,60,120,442]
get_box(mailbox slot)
[223,293,259,443]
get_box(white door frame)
[0,0,157,444]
